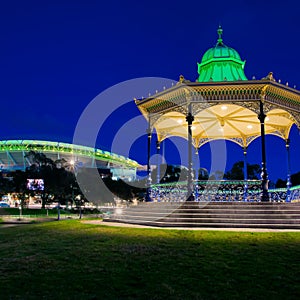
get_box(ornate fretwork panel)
[269,128,287,138]
[245,135,259,147]
[198,138,211,147]
[192,137,198,148]
[287,111,300,128]
[138,89,187,114]
[192,85,263,103]
[193,137,202,149]
[175,105,188,115]
[149,113,163,129]
[232,101,260,114]
[151,108,188,127]
[228,137,245,147]
[156,131,169,142]
[192,102,213,115]
[197,137,244,148]
[263,102,277,114]
[264,84,300,113]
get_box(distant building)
[0,140,140,182]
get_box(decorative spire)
[197,26,248,82]
[217,25,223,45]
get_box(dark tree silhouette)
[151,164,188,183]
[224,161,260,180]
[25,151,76,208]
[276,171,300,188]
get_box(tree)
[291,172,300,186]
[0,173,14,196]
[275,178,286,188]
[198,168,209,180]
[11,170,28,208]
[25,151,76,208]
[151,164,188,183]
[224,161,260,180]
[276,171,300,188]
[25,151,55,169]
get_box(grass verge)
[0,220,299,299]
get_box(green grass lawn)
[0,221,299,300]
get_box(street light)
[76,195,82,219]
[19,206,22,220]
[70,184,74,210]
[57,203,60,221]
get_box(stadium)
[0,140,141,181]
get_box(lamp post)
[70,184,74,209]
[19,206,22,220]
[78,195,82,219]
[68,160,76,209]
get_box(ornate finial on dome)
[262,72,276,82]
[267,72,275,81]
[197,26,247,82]
[217,25,223,45]
[177,74,191,84]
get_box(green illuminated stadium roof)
[0,140,140,169]
[197,26,247,82]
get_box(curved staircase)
[105,202,300,229]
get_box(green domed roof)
[197,26,247,82]
[201,44,242,62]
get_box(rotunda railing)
[151,181,300,202]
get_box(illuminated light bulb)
[177,119,183,124]
[265,117,269,121]
[191,126,196,130]
[221,105,228,110]
[247,125,253,129]
[218,128,224,132]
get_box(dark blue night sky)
[1,0,300,183]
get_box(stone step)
[135,202,300,209]
[122,211,300,220]
[117,208,300,214]
[107,202,300,229]
[138,201,300,205]
[159,218,300,224]
[176,210,300,216]
[113,216,300,224]
[106,219,300,229]
[181,204,300,209]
